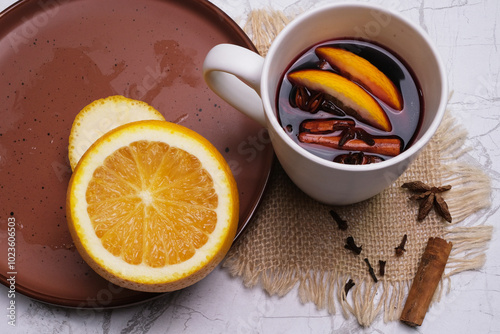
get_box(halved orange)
[67,120,239,292]
[315,46,403,110]
[288,69,392,132]
[68,95,165,170]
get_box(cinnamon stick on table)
[400,237,453,327]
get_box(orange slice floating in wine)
[288,69,392,132]
[315,46,403,111]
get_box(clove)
[379,260,386,277]
[364,258,378,283]
[329,210,348,230]
[395,234,408,257]
[343,279,356,299]
[355,128,375,146]
[344,236,362,255]
[338,127,356,146]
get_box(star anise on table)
[401,181,452,222]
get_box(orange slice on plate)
[288,69,392,132]
[67,120,239,292]
[315,46,403,110]
[68,95,165,170]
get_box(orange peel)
[288,69,392,132]
[315,46,403,111]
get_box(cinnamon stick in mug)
[300,118,355,134]
[400,237,453,327]
[298,133,402,156]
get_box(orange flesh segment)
[315,46,403,110]
[85,140,218,268]
[288,69,392,132]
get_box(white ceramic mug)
[203,3,447,205]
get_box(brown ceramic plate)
[0,0,273,307]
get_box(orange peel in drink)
[288,69,392,132]
[315,46,403,111]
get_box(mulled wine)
[277,39,423,164]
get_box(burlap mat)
[223,10,493,326]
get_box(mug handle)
[203,44,267,127]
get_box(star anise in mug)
[290,86,324,114]
[290,85,346,116]
[401,181,452,222]
[333,152,384,165]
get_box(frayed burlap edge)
[437,111,493,281]
[224,9,493,326]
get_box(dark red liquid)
[277,39,423,164]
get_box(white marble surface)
[1,0,499,333]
